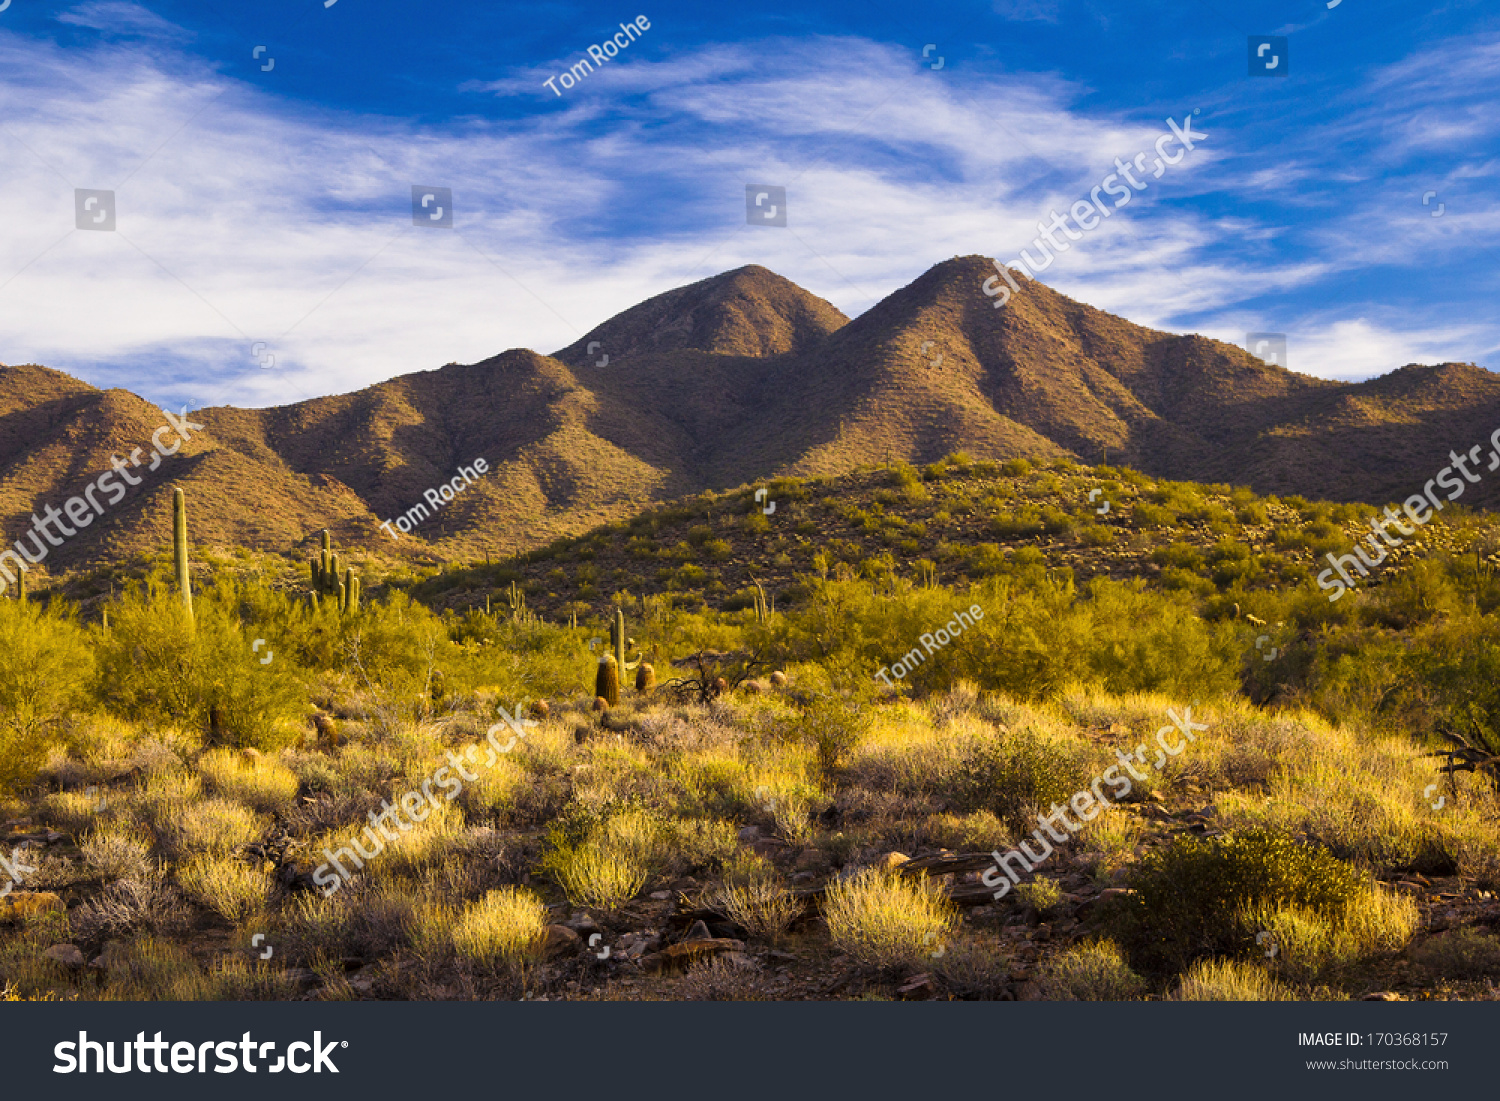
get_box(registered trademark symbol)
[341,1041,349,1047]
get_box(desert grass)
[79,823,154,881]
[713,854,801,941]
[178,854,273,924]
[1035,939,1147,1000]
[162,797,266,859]
[823,868,958,969]
[1236,884,1418,983]
[541,838,648,910]
[450,887,548,968]
[199,747,299,813]
[1168,958,1299,1001]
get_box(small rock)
[642,937,746,974]
[562,911,601,935]
[1362,991,1403,1001]
[543,924,581,958]
[737,825,762,844]
[45,944,86,969]
[769,671,787,687]
[680,919,713,943]
[898,973,937,1000]
[791,871,816,886]
[877,852,910,873]
[649,890,673,902]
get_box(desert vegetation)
[3,459,1500,1002]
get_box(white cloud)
[56,1,191,41]
[0,24,1490,410]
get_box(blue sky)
[0,0,1496,411]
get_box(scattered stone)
[44,944,86,969]
[769,671,787,687]
[562,911,601,935]
[791,871,816,886]
[530,700,551,720]
[737,825,762,844]
[1362,991,1403,1001]
[680,919,713,943]
[649,890,673,902]
[617,932,662,960]
[642,937,745,974]
[877,851,910,873]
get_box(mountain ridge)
[0,255,1493,569]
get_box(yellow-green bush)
[178,854,272,924]
[1113,829,1371,972]
[1169,958,1298,1001]
[0,601,93,795]
[451,887,547,968]
[1035,940,1146,1000]
[823,868,957,969]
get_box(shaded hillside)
[416,454,1459,625]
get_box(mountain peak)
[552,264,848,364]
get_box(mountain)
[1,256,1495,571]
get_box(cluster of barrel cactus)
[594,607,652,707]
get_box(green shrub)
[95,579,309,750]
[1112,829,1367,971]
[0,601,93,795]
[954,726,1096,830]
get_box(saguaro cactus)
[751,578,769,625]
[610,607,641,687]
[345,568,360,614]
[173,487,193,626]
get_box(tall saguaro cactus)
[610,607,641,687]
[173,487,194,627]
